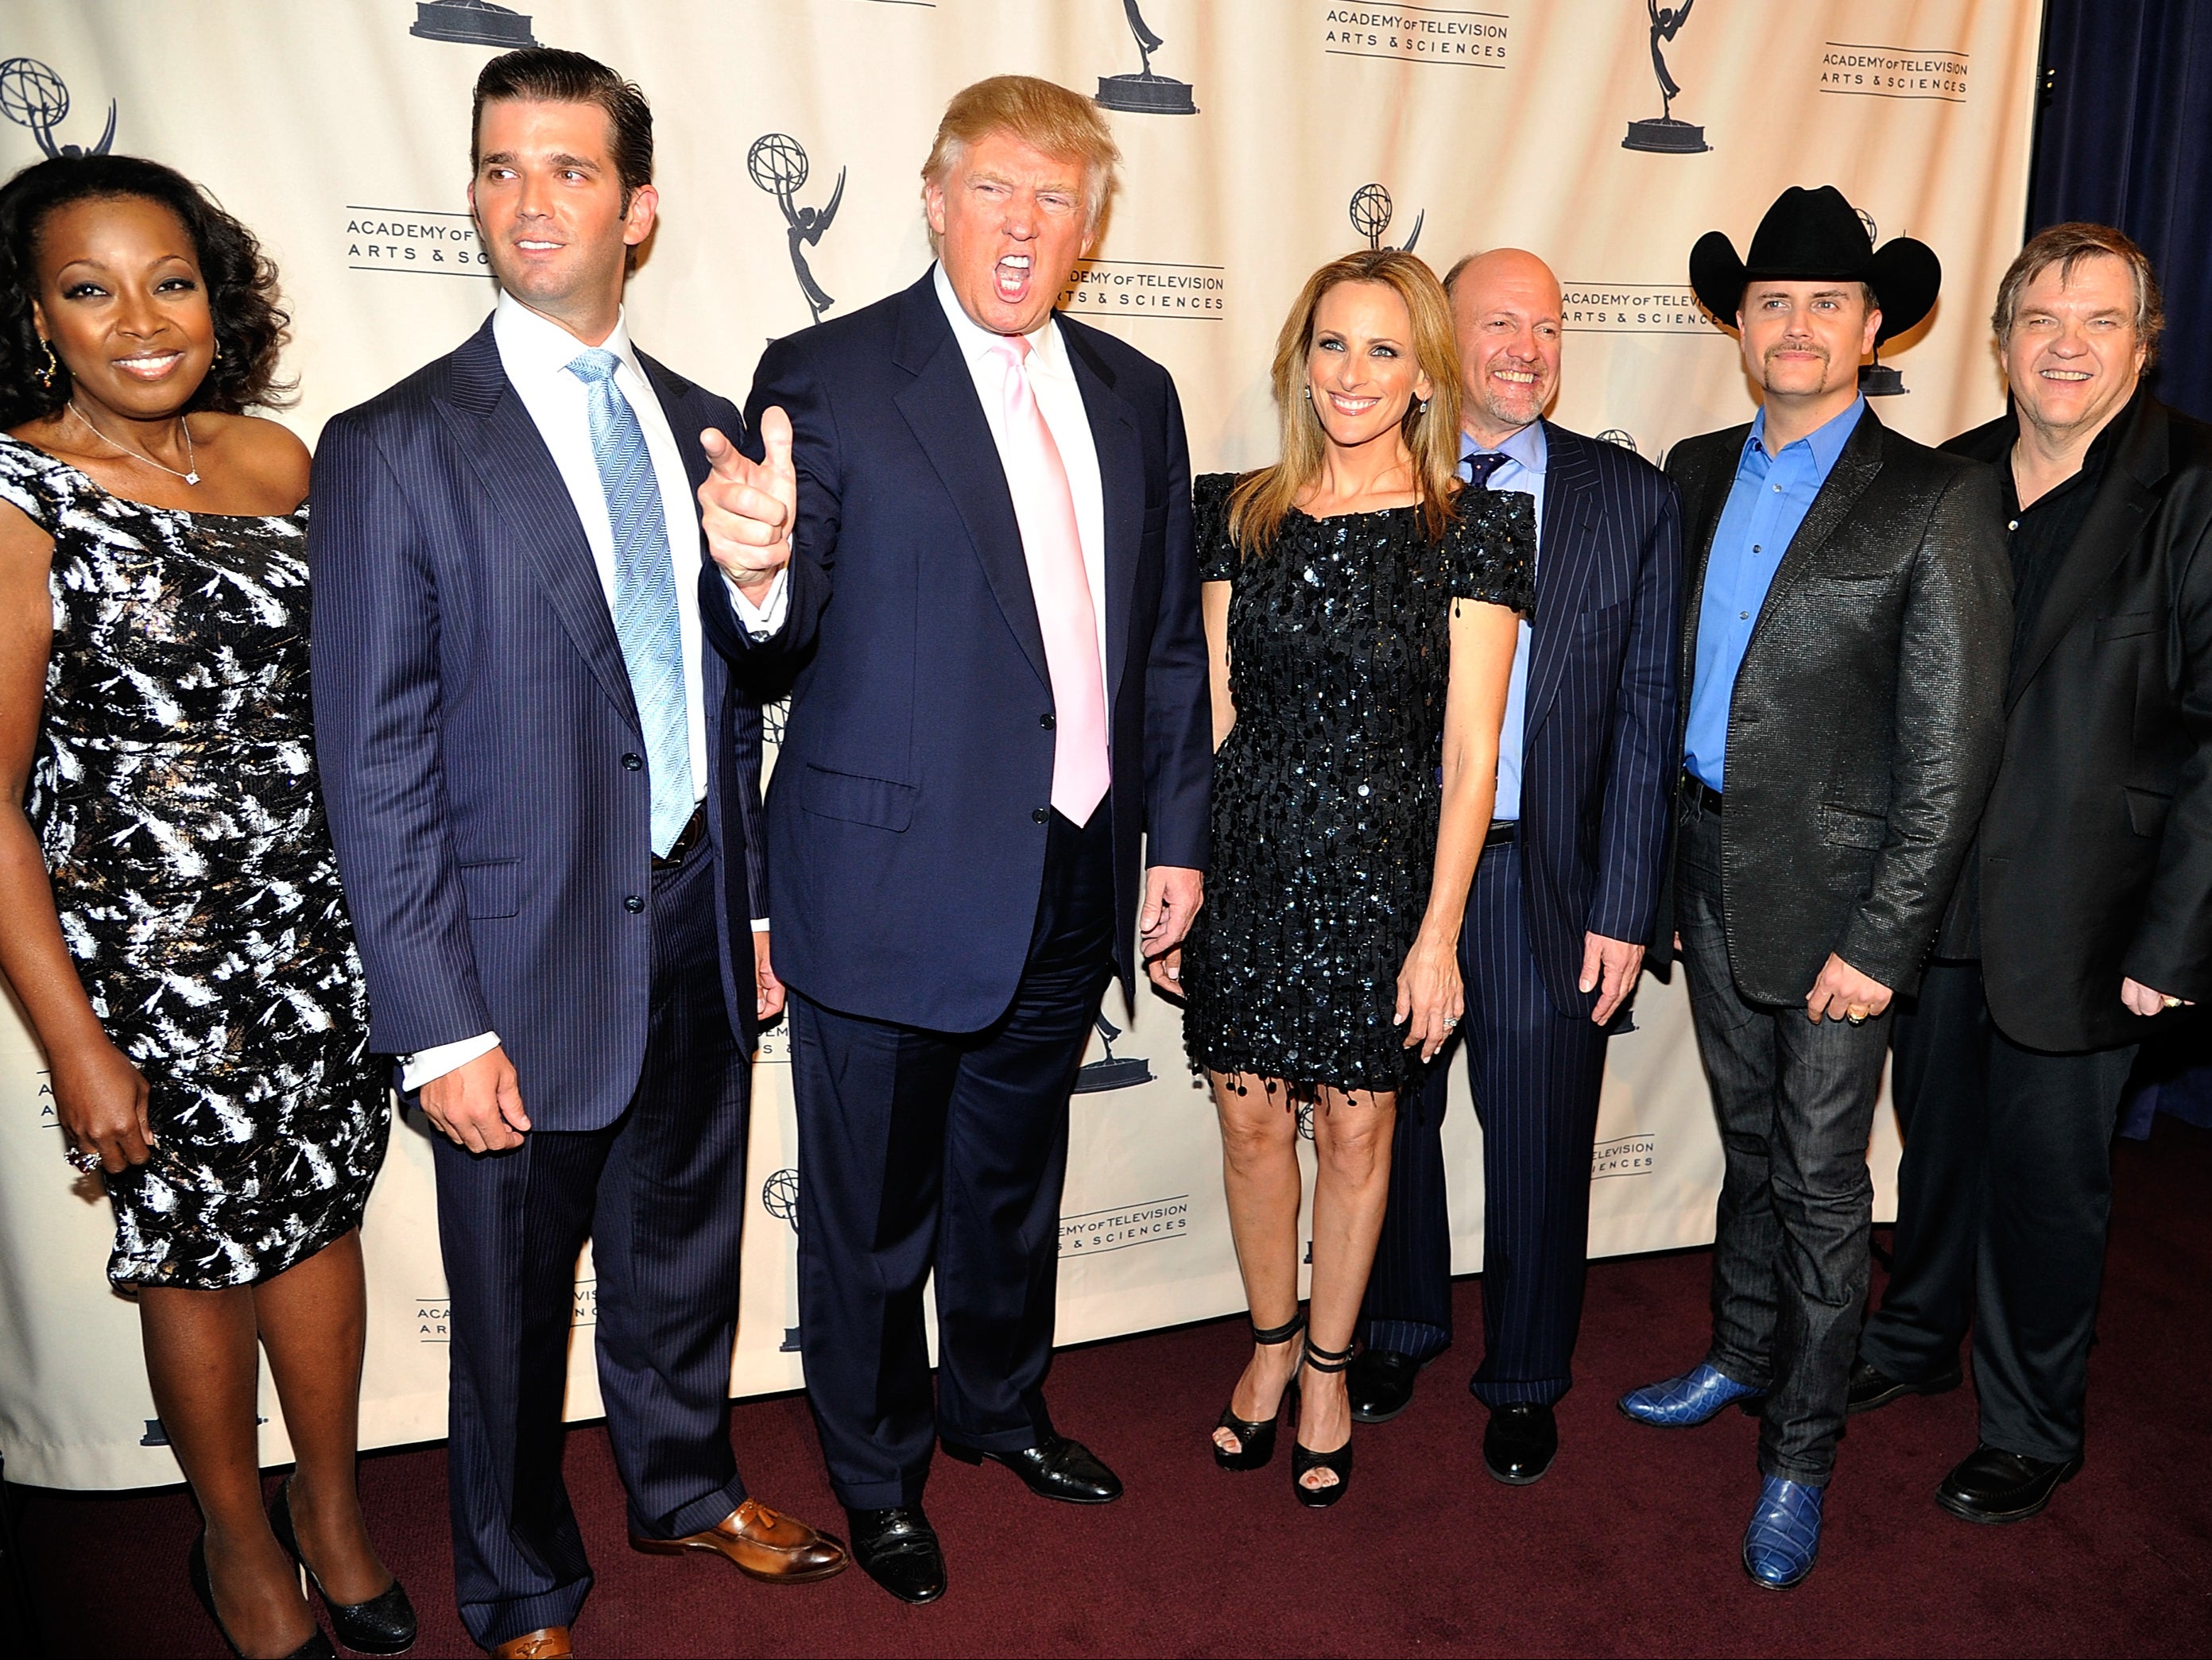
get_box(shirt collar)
[931,261,1069,381]
[1460,419,1547,474]
[1746,394,1865,472]
[493,288,642,387]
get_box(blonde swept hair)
[1228,249,1465,555]
[921,75,1121,252]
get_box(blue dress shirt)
[1683,396,1866,791]
[1462,422,1546,821]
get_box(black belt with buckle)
[1485,819,1517,849]
[651,801,707,869]
[1684,772,1725,815]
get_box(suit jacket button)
[624,895,645,914]
[622,753,643,770]
[1040,711,1056,729]
[1033,807,1050,824]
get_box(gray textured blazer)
[1649,404,2012,1003]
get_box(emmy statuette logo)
[1596,428,1641,456]
[1350,184,1422,255]
[1073,1015,1153,1093]
[0,59,115,158]
[1095,0,1199,115]
[1855,209,1908,397]
[409,0,539,47]
[1622,0,1709,153]
[762,1167,803,1352]
[750,134,845,328]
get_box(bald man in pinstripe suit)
[1352,250,1683,1485]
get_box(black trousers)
[1859,961,2137,1463]
[1358,839,1611,1405]
[1675,801,1893,1485]
[789,807,1116,1510]
[432,848,752,1650]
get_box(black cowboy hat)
[1690,184,1940,344]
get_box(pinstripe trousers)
[1360,838,1610,1406]
[431,847,752,1650]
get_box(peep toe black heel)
[1291,1337,1356,1509]
[1212,1310,1307,1472]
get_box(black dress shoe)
[1482,1402,1559,1486]
[1935,1445,2082,1524]
[1846,1356,1962,1415]
[1346,1349,1428,1424]
[942,1432,1122,1503]
[845,1507,947,1604]
[270,1480,418,1654]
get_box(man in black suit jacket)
[1854,226,2212,1526]
[1619,188,2011,1590]
[1349,250,1683,1488]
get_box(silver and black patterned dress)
[1,435,387,1290]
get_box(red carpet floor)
[17,1114,2212,1658]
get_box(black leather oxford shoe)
[1482,1401,1559,1486]
[846,1507,947,1604]
[1346,1349,1428,1424]
[1846,1356,1962,1415]
[1935,1445,2082,1524]
[942,1432,1122,1504]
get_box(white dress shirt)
[404,293,736,1093]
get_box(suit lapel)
[1523,423,1601,733]
[890,281,1052,690]
[436,319,641,731]
[2007,396,2167,710]
[1064,324,1144,703]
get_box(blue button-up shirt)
[1683,397,1865,791]
[1462,422,1546,820]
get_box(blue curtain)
[2030,0,2212,420]
[2031,0,2212,1131]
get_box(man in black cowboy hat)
[1617,184,2012,1588]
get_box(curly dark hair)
[0,153,293,429]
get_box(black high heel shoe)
[270,1480,417,1654]
[1291,1337,1356,1509]
[188,1533,335,1659]
[1212,1310,1307,1471]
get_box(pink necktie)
[989,335,1110,825]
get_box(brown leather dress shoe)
[631,1498,848,1585]
[491,1628,572,1659]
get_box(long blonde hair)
[1226,248,1464,555]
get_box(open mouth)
[1324,390,1381,416]
[112,350,184,381]
[2040,367,2094,381]
[994,253,1032,304]
[513,237,564,254]
[1492,368,1540,388]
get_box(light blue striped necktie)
[567,346,694,857]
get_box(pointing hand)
[699,406,797,591]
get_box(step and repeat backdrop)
[0,0,2040,1489]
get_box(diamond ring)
[64,1145,103,1175]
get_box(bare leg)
[139,1285,318,1658]
[1298,1085,1398,1489]
[1210,1070,1306,1454]
[255,1229,393,1607]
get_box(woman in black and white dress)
[0,156,409,1658]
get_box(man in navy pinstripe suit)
[1352,250,1683,1486]
[312,50,843,1658]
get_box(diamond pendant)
[184,471,200,485]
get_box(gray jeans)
[1675,799,1892,1484]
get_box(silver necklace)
[68,400,200,485]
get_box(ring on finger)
[64,1144,103,1174]
[1846,1008,1869,1026]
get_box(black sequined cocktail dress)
[1180,472,1535,1096]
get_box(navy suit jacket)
[310,317,768,1132]
[1511,422,1683,1018]
[702,272,1212,1032]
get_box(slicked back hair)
[471,47,653,207]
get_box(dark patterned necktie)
[1463,451,1509,488]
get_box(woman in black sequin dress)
[0,157,408,1657]
[1165,251,1533,1504]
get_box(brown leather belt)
[651,802,707,869]
[1485,819,1517,849]
[1684,772,1725,815]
